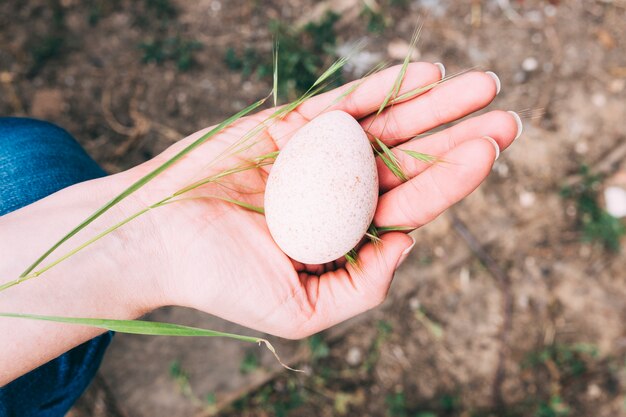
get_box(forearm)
[0,173,162,385]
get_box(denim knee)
[0,117,105,215]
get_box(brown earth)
[2,0,626,416]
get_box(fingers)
[374,137,498,228]
[296,232,413,337]
[378,110,521,191]
[360,71,500,146]
[296,62,443,120]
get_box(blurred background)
[2,0,626,416]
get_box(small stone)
[522,57,539,72]
[409,297,421,311]
[210,1,221,12]
[517,293,529,309]
[459,267,470,290]
[519,190,536,207]
[346,347,363,366]
[591,93,607,107]
[494,161,510,178]
[587,383,602,399]
[575,141,589,155]
[604,186,626,218]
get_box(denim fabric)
[0,118,113,417]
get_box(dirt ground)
[2,0,626,416]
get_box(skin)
[0,63,520,385]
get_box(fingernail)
[486,71,501,95]
[483,136,500,161]
[434,62,446,78]
[508,111,523,140]
[397,236,416,268]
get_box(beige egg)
[264,110,379,264]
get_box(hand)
[0,63,520,383]
[127,62,521,338]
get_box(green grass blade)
[400,149,439,164]
[0,312,301,371]
[374,23,422,118]
[374,136,408,182]
[374,225,415,233]
[273,40,279,107]
[214,197,264,214]
[0,312,261,340]
[255,150,280,162]
[391,68,473,105]
[20,97,268,279]
[311,56,349,89]
[344,249,359,267]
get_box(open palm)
[128,63,520,339]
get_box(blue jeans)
[0,118,113,417]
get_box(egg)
[264,110,379,264]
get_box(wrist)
[0,172,168,319]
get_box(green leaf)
[374,22,422,118]
[0,312,302,371]
[188,195,265,214]
[374,137,407,182]
[0,312,262,339]
[273,40,279,107]
[400,149,439,164]
[374,225,414,233]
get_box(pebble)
[587,383,602,399]
[346,347,363,366]
[522,57,539,72]
[575,141,589,155]
[494,161,510,178]
[591,93,607,107]
[519,190,536,208]
[604,186,626,218]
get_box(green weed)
[239,351,260,374]
[169,360,194,399]
[535,395,570,417]
[361,4,387,33]
[308,334,330,362]
[225,12,342,100]
[27,1,66,77]
[140,36,202,71]
[525,343,598,378]
[561,165,625,251]
[135,0,202,71]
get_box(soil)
[2,0,626,416]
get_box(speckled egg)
[264,110,379,264]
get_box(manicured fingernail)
[397,236,416,268]
[486,71,501,95]
[508,110,523,140]
[483,136,500,160]
[434,62,445,78]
